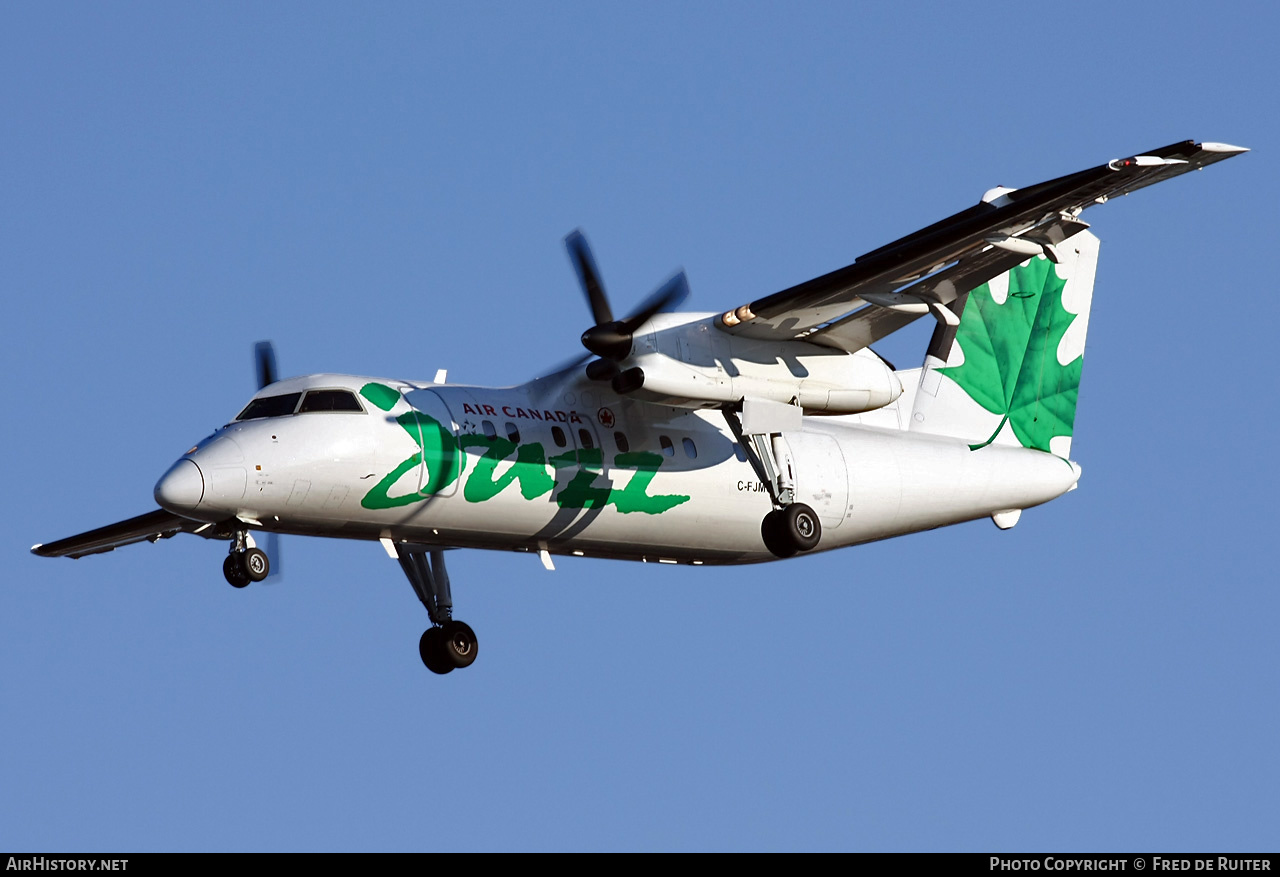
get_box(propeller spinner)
[564,229,690,367]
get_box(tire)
[243,547,270,582]
[761,510,797,559]
[439,620,478,669]
[419,627,454,675]
[223,553,250,588]
[781,503,821,552]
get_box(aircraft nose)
[154,459,205,513]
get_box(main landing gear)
[722,405,823,559]
[222,531,270,587]
[396,546,478,675]
[419,621,478,674]
[761,503,821,559]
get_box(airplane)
[32,139,1247,675]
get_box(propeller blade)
[254,341,278,389]
[580,270,690,361]
[564,229,613,325]
[262,531,282,583]
[618,270,689,334]
[534,351,593,380]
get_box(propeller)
[254,531,281,582]
[564,229,691,365]
[254,340,278,389]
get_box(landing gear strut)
[223,532,270,587]
[396,546,478,675]
[723,405,822,559]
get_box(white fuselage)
[154,370,1080,565]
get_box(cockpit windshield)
[298,389,364,412]
[235,392,302,421]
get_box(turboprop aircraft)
[33,139,1246,674]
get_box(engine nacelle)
[608,313,903,414]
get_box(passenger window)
[482,420,496,439]
[682,437,697,459]
[506,422,520,443]
[614,431,630,453]
[298,389,363,413]
[236,392,302,421]
[578,429,594,450]
[552,426,567,448]
[660,435,675,457]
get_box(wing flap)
[32,509,212,559]
[806,241,1032,353]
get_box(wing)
[717,140,1248,353]
[32,509,218,559]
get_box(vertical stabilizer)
[910,230,1099,458]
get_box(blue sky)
[4,1,1276,851]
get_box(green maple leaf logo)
[937,257,1083,454]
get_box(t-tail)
[909,230,1100,459]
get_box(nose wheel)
[223,553,251,588]
[222,545,270,587]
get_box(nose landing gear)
[222,532,270,587]
[223,553,251,588]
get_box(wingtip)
[1200,141,1249,154]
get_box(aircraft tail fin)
[909,230,1099,458]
